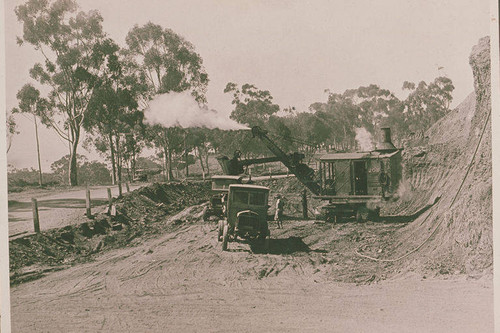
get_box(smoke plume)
[355,127,374,151]
[144,91,248,130]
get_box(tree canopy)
[125,22,209,101]
[224,82,280,127]
[402,76,455,132]
[11,0,456,183]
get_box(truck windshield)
[234,191,249,204]
[249,192,266,206]
[233,191,266,206]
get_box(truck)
[217,184,271,252]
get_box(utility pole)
[184,130,189,178]
[33,114,42,187]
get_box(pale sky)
[5,0,490,170]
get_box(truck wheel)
[217,220,223,241]
[222,221,229,251]
[356,207,369,223]
[369,207,381,220]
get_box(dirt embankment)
[366,36,492,277]
[9,182,210,285]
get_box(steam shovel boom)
[250,126,321,195]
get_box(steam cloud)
[144,91,248,130]
[355,128,374,151]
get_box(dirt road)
[10,207,492,332]
[6,177,288,238]
[8,184,144,237]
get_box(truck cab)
[218,184,270,251]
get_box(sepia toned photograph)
[1,0,496,331]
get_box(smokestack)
[375,128,397,152]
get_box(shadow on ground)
[249,236,324,255]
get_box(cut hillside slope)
[387,92,476,216]
[368,36,492,277]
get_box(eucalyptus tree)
[84,39,147,184]
[15,0,112,185]
[125,22,209,180]
[224,82,280,127]
[223,82,284,158]
[402,77,454,133]
[11,84,49,186]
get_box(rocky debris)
[9,181,211,285]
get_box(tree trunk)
[34,115,43,187]
[164,146,173,181]
[200,146,210,176]
[162,129,174,180]
[131,148,137,180]
[114,135,122,184]
[197,148,205,180]
[204,150,210,176]
[126,160,131,182]
[160,151,166,181]
[109,133,117,185]
[67,127,71,156]
[184,132,188,178]
[69,139,79,186]
[343,126,347,151]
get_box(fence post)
[32,198,40,233]
[126,182,130,192]
[85,187,92,217]
[107,187,113,209]
[269,167,272,179]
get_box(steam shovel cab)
[217,184,270,252]
[316,128,402,222]
[203,175,244,221]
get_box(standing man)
[274,195,284,229]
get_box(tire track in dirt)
[10,204,493,332]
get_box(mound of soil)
[9,181,211,285]
[362,36,492,278]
